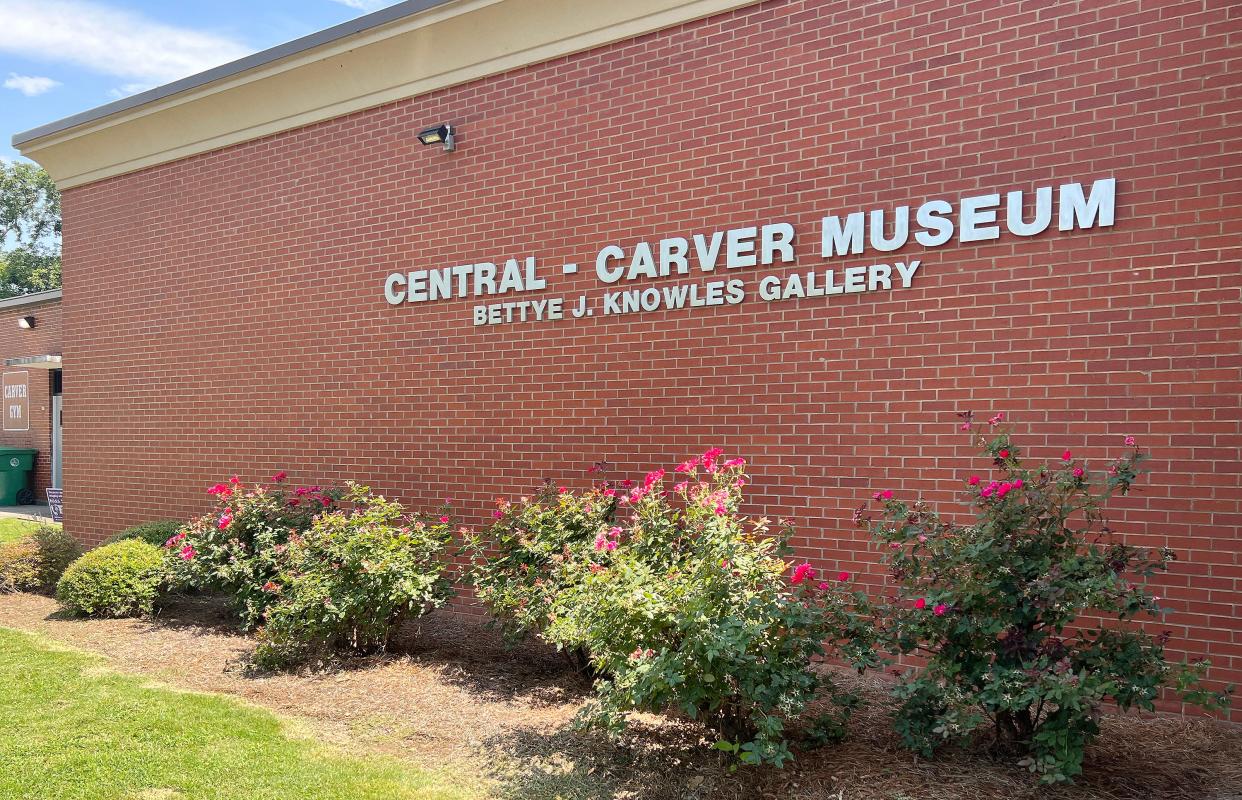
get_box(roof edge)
[0,289,62,310]
[13,0,765,189]
[12,0,458,147]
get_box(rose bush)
[162,473,341,629]
[471,478,619,662]
[859,417,1231,784]
[253,483,456,669]
[545,450,877,767]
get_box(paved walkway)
[0,504,55,523]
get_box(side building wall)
[0,297,61,499]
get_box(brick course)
[59,0,1240,714]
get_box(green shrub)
[859,417,1231,784]
[0,525,82,593]
[253,483,455,669]
[103,520,185,548]
[56,540,164,617]
[544,450,877,767]
[471,480,618,648]
[162,473,340,629]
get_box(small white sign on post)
[45,487,63,522]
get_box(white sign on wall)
[2,371,29,432]
[382,177,1117,326]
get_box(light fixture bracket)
[416,123,456,152]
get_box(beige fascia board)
[17,0,763,190]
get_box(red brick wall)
[0,299,60,498]
[59,0,1240,713]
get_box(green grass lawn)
[0,517,56,545]
[0,628,481,800]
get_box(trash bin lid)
[0,447,37,455]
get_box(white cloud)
[3,73,61,96]
[328,0,392,11]
[0,0,253,85]
[108,82,155,100]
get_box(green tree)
[0,160,61,298]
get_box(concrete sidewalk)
[0,505,55,524]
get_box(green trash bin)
[0,448,37,505]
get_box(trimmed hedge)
[103,520,185,548]
[55,540,164,618]
[0,525,82,593]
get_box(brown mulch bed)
[1,592,1239,800]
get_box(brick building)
[0,290,62,500]
[12,0,1240,711]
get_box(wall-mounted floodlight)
[417,123,456,152]
[17,316,34,329]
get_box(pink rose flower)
[1125,435,1136,446]
[1073,467,1084,478]
[701,447,725,472]
[837,571,850,581]
[914,597,927,610]
[791,563,816,585]
[968,475,980,486]
[1062,450,1073,461]
[933,603,948,616]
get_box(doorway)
[51,370,62,489]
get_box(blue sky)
[0,0,401,161]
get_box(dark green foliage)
[104,520,185,548]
